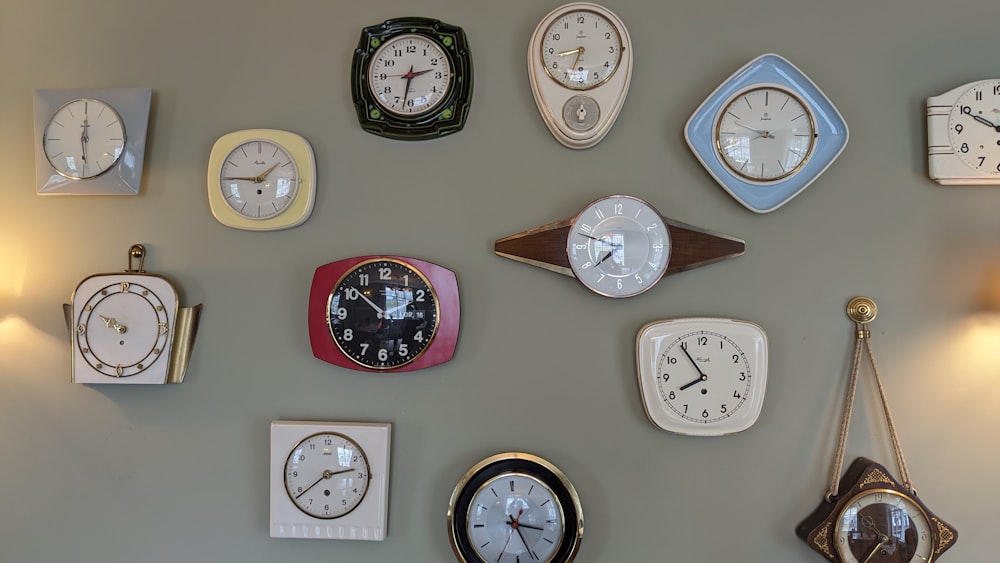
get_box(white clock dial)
[947,79,1000,176]
[656,330,752,425]
[284,432,371,520]
[75,280,171,378]
[715,86,816,182]
[43,98,125,180]
[368,34,452,117]
[833,489,934,563]
[568,195,670,298]
[467,473,565,563]
[219,139,300,220]
[540,8,623,90]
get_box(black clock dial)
[327,259,439,370]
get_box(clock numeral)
[158,322,169,335]
[359,274,369,286]
[120,282,130,293]
[594,208,605,220]
[379,267,391,280]
[415,289,425,302]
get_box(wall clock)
[494,194,745,298]
[927,79,1000,184]
[636,318,768,436]
[685,53,849,213]
[308,255,460,372]
[206,129,317,231]
[796,297,957,562]
[447,452,584,563]
[34,87,152,195]
[527,2,633,149]
[797,458,957,562]
[270,420,391,540]
[66,244,201,384]
[351,17,473,140]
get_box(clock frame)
[351,17,473,140]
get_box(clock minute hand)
[677,341,709,390]
[354,288,386,317]
[253,163,280,183]
[294,467,355,499]
[972,114,1000,132]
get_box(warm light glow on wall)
[0,242,28,300]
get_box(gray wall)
[2,0,998,561]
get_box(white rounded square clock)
[269,421,391,541]
[636,318,768,436]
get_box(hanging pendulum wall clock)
[795,297,957,562]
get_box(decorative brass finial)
[846,296,877,324]
[127,244,146,273]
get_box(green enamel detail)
[370,108,382,119]
[441,108,453,120]
[370,38,381,49]
[442,36,453,47]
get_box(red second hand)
[496,509,524,563]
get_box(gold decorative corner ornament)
[65,244,202,384]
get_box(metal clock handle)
[825,296,914,502]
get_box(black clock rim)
[325,258,441,370]
[448,454,583,563]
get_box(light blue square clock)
[684,53,848,213]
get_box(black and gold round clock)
[351,17,473,140]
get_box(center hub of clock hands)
[678,341,711,392]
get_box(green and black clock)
[351,17,474,140]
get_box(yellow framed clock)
[207,129,317,231]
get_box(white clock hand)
[355,288,386,317]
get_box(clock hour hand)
[80,116,91,164]
[677,341,708,390]
[734,121,774,139]
[595,250,614,266]
[99,315,127,334]
[253,162,279,183]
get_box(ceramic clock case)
[685,53,848,213]
[351,17,474,140]
[308,255,460,373]
[34,87,152,195]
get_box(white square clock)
[636,318,768,436]
[270,420,391,540]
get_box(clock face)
[448,453,583,563]
[283,432,371,520]
[74,279,172,378]
[540,8,623,90]
[947,79,1000,177]
[465,473,565,563]
[368,33,452,117]
[657,330,753,425]
[43,98,125,180]
[715,86,816,182]
[833,489,934,563]
[218,139,300,220]
[567,195,670,298]
[327,259,440,370]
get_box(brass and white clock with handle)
[270,420,391,541]
[67,244,201,384]
[928,79,1000,184]
[528,2,632,149]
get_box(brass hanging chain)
[825,297,913,501]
